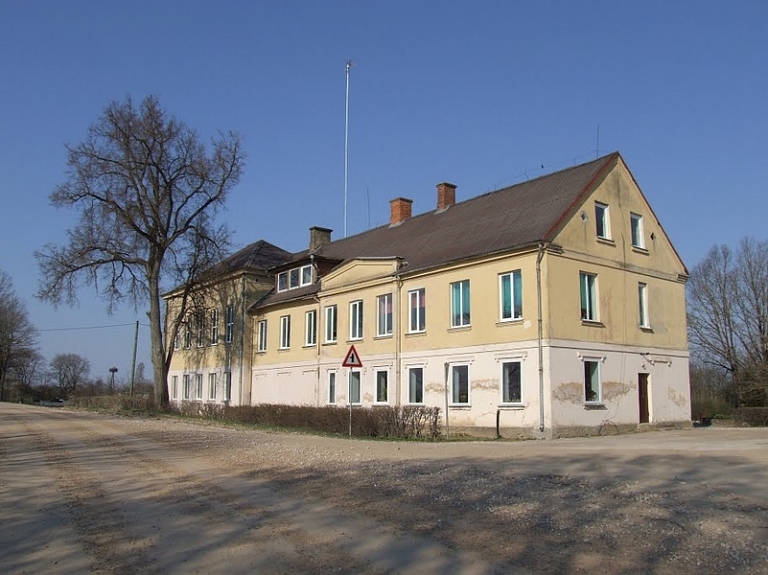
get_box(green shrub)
[733,407,768,427]
[67,394,158,412]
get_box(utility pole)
[344,59,354,238]
[129,320,139,397]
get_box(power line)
[39,322,150,333]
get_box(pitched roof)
[258,152,620,308]
[206,239,292,277]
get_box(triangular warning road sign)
[342,345,363,368]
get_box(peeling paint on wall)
[602,381,633,402]
[471,378,497,391]
[425,382,444,394]
[553,381,583,404]
[668,387,688,407]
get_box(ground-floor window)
[451,364,470,405]
[328,371,337,404]
[408,367,423,404]
[223,372,232,402]
[501,361,522,404]
[183,375,190,400]
[584,360,601,403]
[208,373,217,401]
[375,370,388,403]
[195,374,203,400]
[171,375,178,400]
[349,370,361,404]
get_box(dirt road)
[2,403,767,574]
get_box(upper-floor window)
[279,315,291,349]
[257,320,267,352]
[450,280,471,327]
[325,305,338,343]
[499,270,523,321]
[630,212,645,249]
[350,300,363,340]
[409,288,426,333]
[580,272,598,322]
[183,321,192,349]
[305,310,317,346]
[225,304,235,343]
[638,282,650,328]
[595,202,610,240]
[276,264,313,293]
[377,293,393,337]
[210,308,219,345]
[195,312,205,347]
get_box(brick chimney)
[309,226,332,251]
[389,197,413,226]
[436,182,457,211]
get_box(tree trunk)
[148,262,169,408]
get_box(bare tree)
[35,96,243,407]
[49,353,91,398]
[0,269,39,402]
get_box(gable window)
[638,282,650,328]
[631,213,645,249]
[195,373,203,400]
[225,304,235,343]
[501,361,522,404]
[325,305,338,343]
[377,293,393,337]
[348,370,361,405]
[223,372,231,402]
[349,300,363,340]
[279,315,291,349]
[408,367,424,404]
[208,373,217,401]
[584,359,602,403]
[277,272,288,292]
[171,375,178,400]
[500,270,523,321]
[450,280,471,327]
[182,375,190,400]
[595,202,610,240]
[257,320,267,352]
[409,288,426,333]
[210,308,219,345]
[451,364,470,405]
[305,310,317,346]
[580,272,598,322]
[375,370,388,403]
[328,371,337,404]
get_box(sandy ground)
[1,403,768,574]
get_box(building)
[164,240,292,407]
[248,152,691,437]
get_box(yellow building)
[249,153,691,437]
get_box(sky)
[1,1,766,384]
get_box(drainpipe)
[396,274,403,407]
[311,255,321,405]
[536,242,546,433]
[239,275,246,406]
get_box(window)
[409,288,426,333]
[451,365,470,405]
[500,270,523,321]
[183,375,190,400]
[210,309,219,344]
[349,300,363,340]
[584,360,601,403]
[225,304,235,343]
[301,265,313,286]
[377,294,393,337]
[223,372,232,402]
[257,320,267,352]
[638,282,649,328]
[348,370,361,404]
[195,374,203,400]
[580,272,598,321]
[305,310,317,346]
[279,315,291,349]
[173,332,180,350]
[278,265,313,292]
[375,370,388,403]
[328,371,337,404]
[195,312,205,347]
[501,361,522,404]
[408,367,424,404]
[183,321,191,349]
[595,202,610,239]
[325,305,338,343]
[450,280,471,327]
[208,373,217,401]
[289,268,300,289]
[171,375,178,400]
[630,213,645,249]
[277,271,288,292]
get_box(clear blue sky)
[1,1,766,382]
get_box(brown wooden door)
[638,373,650,423]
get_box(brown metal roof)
[206,239,293,276]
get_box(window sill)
[405,330,427,337]
[632,246,649,255]
[346,339,363,344]
[449,404,471,409]
[496,318,524,327]
[596,237,615,246]
[322,341,338,346]
[255,349,266,354]
[581,320,604,328]
[584,403,607,410]
[499,403,525,409]
[277,347,291,352]
[639,326,654,333]
[448,325,472,332]
[374,334,393,340]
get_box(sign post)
[342,345,363,436]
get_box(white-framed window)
[349,300,363,340]
[348,370,361,405]
[195,373,203,400]
[223,372,232,402]
[173,331,180,350]
[638,282,650,328]
[289,268,300,289]
[450,364,470,405]
[257,319,267,352]
[195,312,205,347]
[328,371,337,404]
[450,280,471,327]
[499,270,523,321]
[225,303,235,343]
[171,375,178,400]
[279,315,291,349]
[277,271,288,292]
[210,308,219,345]
[325,305,338,343]
[305,310,317,346]
[183,321,191,349]
[300,264,313,286]
[501,361,522,404]
[595,202,610,240]
[630,212,645,249]
[278,265,313,293]
[583,359,602,403]
[408,367,424,404]
[375,369,388,403]
[580,272,598,321]
[182,375,190,400]
[208,373,217,401]
[409,288,426,333]
[376,293,393,337]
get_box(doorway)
[638,373,650,423]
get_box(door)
[638,373,650,423]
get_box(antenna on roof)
[344,59,355,238]
[595,124,600,159]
